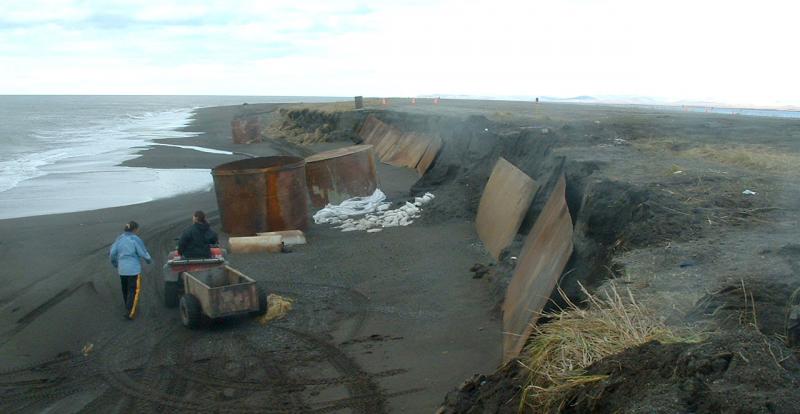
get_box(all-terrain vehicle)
[164,246,267,328]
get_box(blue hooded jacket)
[109,232,152,276]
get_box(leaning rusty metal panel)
[378,130,412,164]
[305,145,379,208]
[383,132,434,169]
[374,123,403,160]
[502,174,573,363]
[358,115,382,144]
[415,135,442,175]
[368,124,392,157]
[476,158,539,260]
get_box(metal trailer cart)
[178,265,267,329]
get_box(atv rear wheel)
[164,281,179,308]
[253,285,268,316]
[179,294,202,329]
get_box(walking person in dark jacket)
[178,211,219,259]
[110,221,152,320]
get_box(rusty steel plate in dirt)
[212,156,310,236]
[374,124,403,160]
[305,145,379,208]
[383,132,435,169]
[357,115,441,175]
[502,174,573,363]
[415,135,442,175]
[358,115,382,144]
[476,158,539,260]
[358,115,406,161]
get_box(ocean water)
[0,95,339,219]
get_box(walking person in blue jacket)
[110,221,152,320]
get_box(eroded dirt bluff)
[271,102,800,413]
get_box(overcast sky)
[0,0,797,106]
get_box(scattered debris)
[613,138,629,145]
[82,343,94,357]
[257,294,294,325]
[341,334,404,345]
[470,263,492,279]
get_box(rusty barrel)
[212,156,309,236]
[305,145,378,209]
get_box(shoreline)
[0,103,297,363]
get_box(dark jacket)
[178,222,219,258]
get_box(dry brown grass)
[257,294,294,325]
[519,283,700,413]
[635,139,800,175]
[275,98,384,113]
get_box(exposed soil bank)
[270,101,800,413]
[563,331,800,414]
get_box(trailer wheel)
[253,285,268,316]
[180,294,202,329]
[164,281,179,308]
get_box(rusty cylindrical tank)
[305,145,379,209]
[211,156,309,236]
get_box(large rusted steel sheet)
[212,156,309,236]
[476,158,539,260]
[305,145,379,208]
[357,115,379,142]
[383,132,433,169]
[231,115,262,144]
[375,123,403,159]
[502,174,573,363]
[415,135,442,175]
[357,115,442,175]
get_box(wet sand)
[0,103,502,413]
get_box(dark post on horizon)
[354,96,363,109]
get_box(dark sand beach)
[0,102,501,413]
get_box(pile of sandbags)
[314,190,435,233]
[313,189,389,224]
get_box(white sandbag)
[313,189,389,224]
